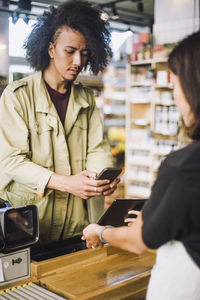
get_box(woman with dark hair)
[83,31,200,300]
[0,0,119,244]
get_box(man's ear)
[48,42,54,59]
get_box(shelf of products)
[125,57,179,199]
[102,64,127,205]
[102,64,126,170]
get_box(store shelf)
[127,145,151,151]
[130,100,151,104]
[127,162,152,167]
[103,62,126,169]
[125,56,179,198]
[104,90,126,101]
[154,84,173,89]
[154,101,174,106]
[127,178,152,184]
[131,57,168,66]
[130,82,152,87]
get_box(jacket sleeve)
[85,89,114,173]
[0,87,53,196]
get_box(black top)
[142,141,200,267]
[45,81,71,126]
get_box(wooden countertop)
[31,246,156,300]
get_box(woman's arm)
[83,211,148,254]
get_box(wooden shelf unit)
[125,58,179,199]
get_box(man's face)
[48,26,89,83]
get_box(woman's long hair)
[168,31,200,140]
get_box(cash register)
[0,199,39,286]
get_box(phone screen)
[96,168,122,181]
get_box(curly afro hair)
[24,0,112,75]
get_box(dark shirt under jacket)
[142,141,200,267]
[45,81,71,126]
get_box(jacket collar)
[65,83,89,135]
[34,71,90,135]
[34,71,89,115]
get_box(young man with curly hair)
[0,0,118,244]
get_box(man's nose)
[73,52,81,66]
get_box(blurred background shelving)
[102,62,126,171]
[125,41,180,199]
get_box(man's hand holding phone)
[96,167,121,196]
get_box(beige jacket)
[0,71,113,243]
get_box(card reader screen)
[4,206,38,251]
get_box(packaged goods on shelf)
[152,139,178,156]
[154,90,173,105]
[129,86,152,103]
[154,105,180,136]
[127,129,152,149]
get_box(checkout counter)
[0,204,156,300]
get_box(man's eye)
[66,50,74,54]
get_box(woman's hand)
[124,210,140,226]
[83,212,148,255]
[82,224,104,248]
[47,170,111,199]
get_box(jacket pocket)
[30,118,55,168]
[70,115,87,162]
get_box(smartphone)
[96,167,122,182]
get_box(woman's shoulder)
[165,142,200,166]
[160,142,200,184]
